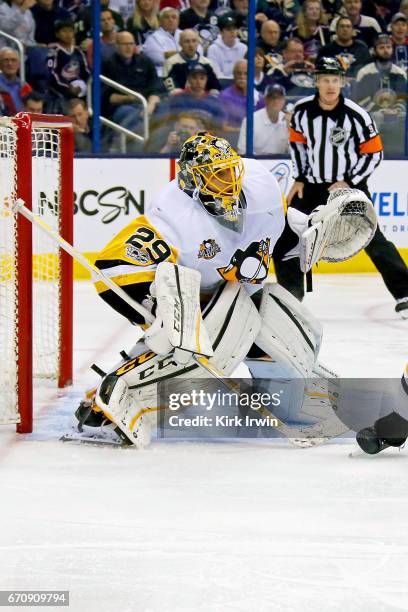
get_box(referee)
[273,56,408,318]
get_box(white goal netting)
[32,127,62,379]
[0,117,65,425]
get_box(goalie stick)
[9,199,224,377]
[9,199,344,448]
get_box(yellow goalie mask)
[177,132,245,227]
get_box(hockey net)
[0,113,73,433]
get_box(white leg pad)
[94,283,262,445]
[255,282,322,379]
[95,377,153,448]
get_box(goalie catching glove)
[144,262,213,365]
[299,188,377,273]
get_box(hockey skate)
[75,397,105,431]
[63,392,133,447]
[356,411,408,455]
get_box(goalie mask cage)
[0,113,74,434]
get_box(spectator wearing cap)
[219,59,264,146]
[354,32,407,154]
[47,20,90,113]
[163,29,220,94]
[238,84,289,155]
[0,0,36,48]
[0,47,32,116]
[162,64,224,131]
[317,16,370,77]
[330,0,381,49]
[207,14,247,78]
[390,12,408,70]
[179,0,215,30]
[31,0,71,45]
[142,7,181,76]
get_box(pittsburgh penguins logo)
[217,239,271,284]
[329,126,348,146]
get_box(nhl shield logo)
[329,126,348,146]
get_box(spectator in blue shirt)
[219,59,264,147]
[0,47,32,116]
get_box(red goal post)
[0,113,74,433]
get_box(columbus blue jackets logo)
[198,239,221,260]
[217,239,271,284]
[61,60,81,81]
[329,127,348,146]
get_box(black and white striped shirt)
[289,94,383,186]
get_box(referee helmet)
[315,56,346,75]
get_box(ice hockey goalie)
[74,133,377,447]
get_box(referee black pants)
[273,182,408,301]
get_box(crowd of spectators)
[0,0,407,154]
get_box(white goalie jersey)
[94,158,286,307]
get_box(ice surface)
[0,275,407,612]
